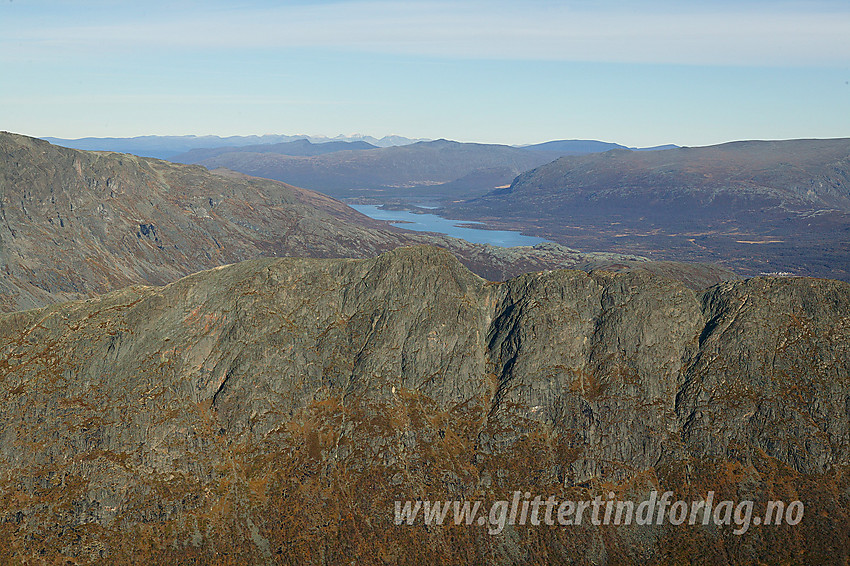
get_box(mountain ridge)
[0,245,846,563]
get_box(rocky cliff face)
[0,246,846,564]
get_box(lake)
[351,204,549,247]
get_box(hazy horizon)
[33,132,850,151]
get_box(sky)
[2,0,849,147]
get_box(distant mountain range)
[442,138,850,280]
[40,133,427,159]
[34,132,848,280]
[173,138,676,202]
[41,135,677,172]
[173,139,660,166]
[522,140,678,153]
[177,139,560,200]
[170,138,379,163]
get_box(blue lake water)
[351,204,549,247]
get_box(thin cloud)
[3,0,850,66]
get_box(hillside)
[0,132,413,311]
[443,138,850,280]
[0,246,846,564]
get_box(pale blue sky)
[2,0,849,147]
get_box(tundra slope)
[0,246,847,564]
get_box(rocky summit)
[0,246,847,564]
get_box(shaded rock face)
[0,246,846,564]
[487,269,706,483]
